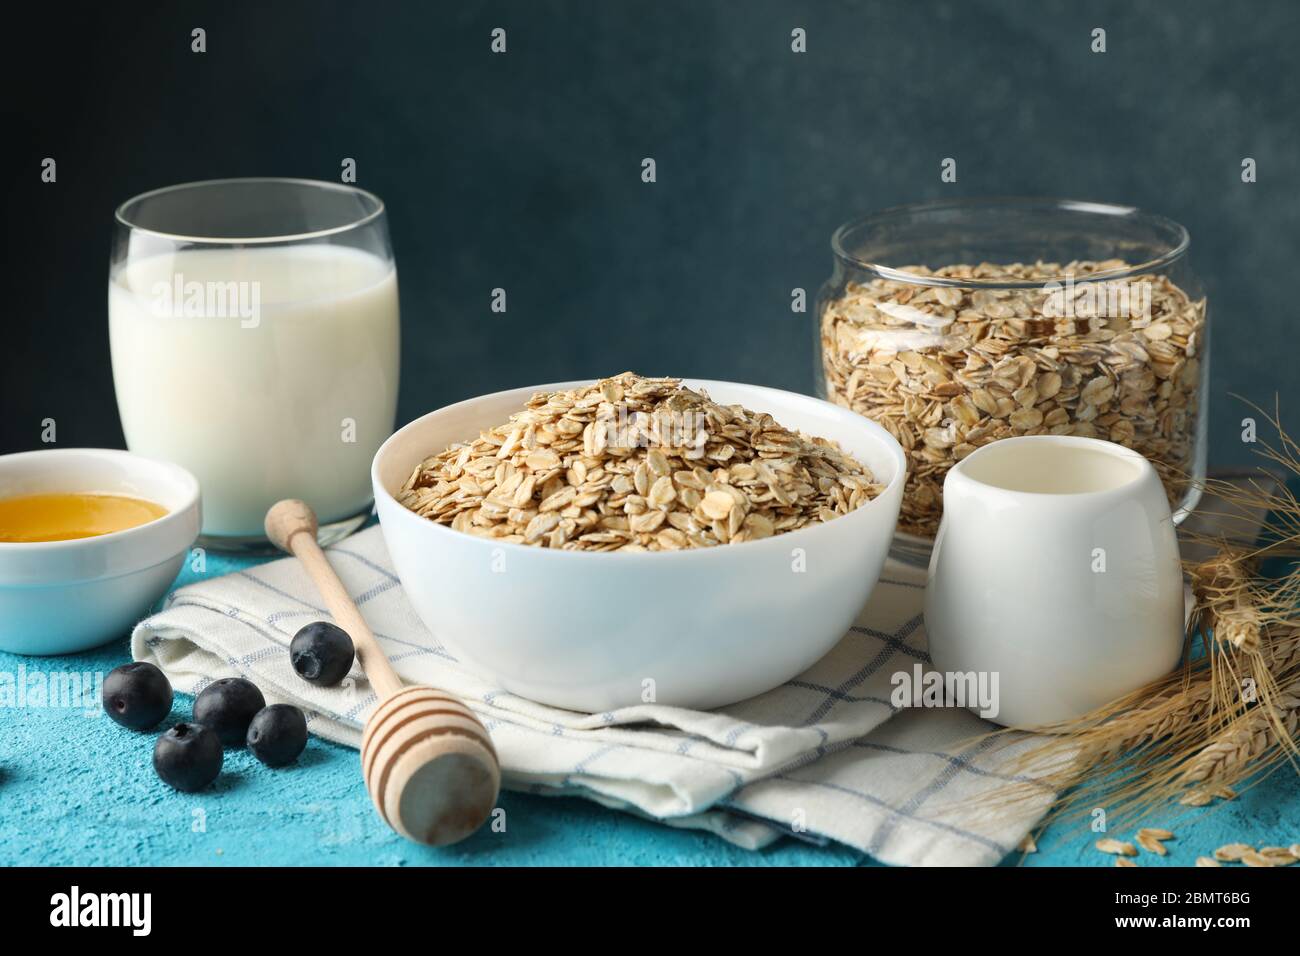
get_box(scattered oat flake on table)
[1196,856,1222,867]
[1258,846,1297,865]
[397,373,884,551]
[1136,832,1169,856]
[1115,857,1138,867]
[1241,851,1276,868]
[1213,843,1253,862]
[1138,827,1175,841]
[1096,838,1137,856]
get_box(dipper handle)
[265,499,404,699]
[267,499,500,847]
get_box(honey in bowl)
[0,493,168,543]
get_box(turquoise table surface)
[1,545,1295,867]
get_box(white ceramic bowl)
[0,449,202,655]
[373,380,906,711]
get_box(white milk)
[109,245,399,537]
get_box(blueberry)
[290,622,355,687]
[246,704,308,767]
[192,677,266,747]
[103,661,173,730]
[153,722,222,792]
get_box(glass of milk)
[109,179,400,551]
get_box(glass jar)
[816,198,1207,561]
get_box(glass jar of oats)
[816,198,1207,558]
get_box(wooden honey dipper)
[265,499,500,847]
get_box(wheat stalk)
[1180,682,1300,786]
[1191,552,1263,652]
[1091,681,1215,759]
[1069,628,1300,761]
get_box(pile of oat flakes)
[820,259,1206,537]
[398,372,884,551]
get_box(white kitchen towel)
[132,524,1056,866]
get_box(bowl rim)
[372,378,907,562]
[0,448,201,580]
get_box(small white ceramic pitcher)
[924,435,1185,728]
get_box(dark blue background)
[7,0,1298,464]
